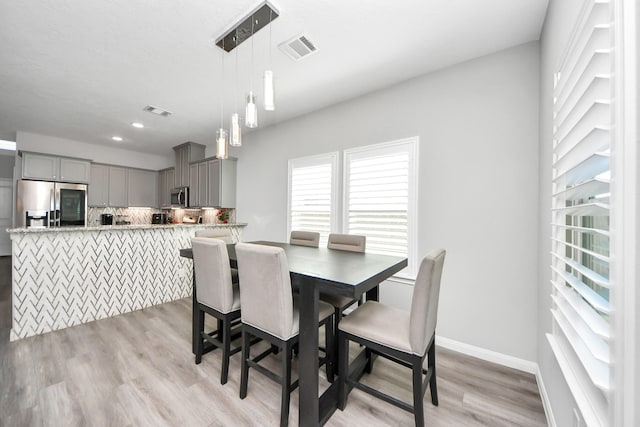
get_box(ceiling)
[0,0,549,156]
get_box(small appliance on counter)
[115,215,131,225]
[151,213,166,224]
[101,213,114,225]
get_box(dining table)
[180,240,407,426]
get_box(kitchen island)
[7,223,246,341]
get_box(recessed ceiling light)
[132,122,144,128]
[112,136,123,142]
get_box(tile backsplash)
[88,207,235,225]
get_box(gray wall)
[235,42,540,362]
[0,154,15,179]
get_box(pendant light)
[216,39,228,159]
[263,9,275,111]
[245,17,258,128]
[230,32,242,147]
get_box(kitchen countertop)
[7,223,247,234]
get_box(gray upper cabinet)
[128,169,158,207]
[189,163,199,207]
[173,142,205,187]
[22,152,90,183]
[198,162,208,208]
[88,164,109,207]
[206,158,237,208]
[108,166,128,207]
[158,168,175,208]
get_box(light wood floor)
[0,256,548,426]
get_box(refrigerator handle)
[49,187,56,227]
[54,186,61,227]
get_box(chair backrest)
[327,233,366,253]
[409,249,446,355]
[195,228,234,243]
[235,243,294,340]
[290,230,320,247]
[191,237,235,313]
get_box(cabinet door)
[198,162,208,207]
[108,167,128,207]
[88,164,109,207]
[128,169,158,207]
[22,152,60,180]
[59,158,90,183]
[219,159,237,208]
[206,159,221,207]
[189,163,199,207]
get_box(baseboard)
[436,335,556,426]
[435,335,537,374]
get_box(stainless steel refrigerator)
[15,180,88,228]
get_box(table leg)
[298,281,320,427]
[192,267,197,355]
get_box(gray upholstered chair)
[235,243,335,427]
[195,228,234,243]
[337,248,446,427]
[327,233,366,252]
[191,237,242,385]
[289,230,320,247]
[194,228,238,283]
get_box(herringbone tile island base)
[0,256,547,427]
[8,225,243,341]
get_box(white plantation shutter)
[548,1,612,425]
[288,153,338,246]
[344,138,417,277]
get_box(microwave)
[171,187,189,208]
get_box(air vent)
[143,105,172,117]
[279,34,317,61]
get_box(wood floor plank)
[0,256,547,426]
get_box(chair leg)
[428,341,438,406]
[365,348,374,373]
[337,332,349,411]
[280,341,292,427]
[195,307,205,364]
[220,317,232,385]
[325,317,335,382]
[412,361,425,427]
[239,329,250,399]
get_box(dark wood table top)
[180,241,407,298]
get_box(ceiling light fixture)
[143,105,172,116]
[131,122,144,128]
[245,17,258,129]
[263,9,275,111]
[216,38,229,159]
[230,31,242,147]
[112,136,123,142]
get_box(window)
[287,138,418,279]
[287,152,338,247]
[344,138,418,278]
[547,1,612,425]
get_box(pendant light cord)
[220,39,225,127]
[250,17,255,91]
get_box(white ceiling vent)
[279,34,317,61]
[143,105,172,117]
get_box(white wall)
[16,131,173,170]
[235,42,540,362]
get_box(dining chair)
[235,242,335,427]
[322,233,367,369]
[194,228,239,283]
[289,230,320,247]
[337,248,446,427]
[191,237,242,385]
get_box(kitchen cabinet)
[198,162,208,208]
[158,167,175,208]
[128,168,158,207]
[205,158,237,208]
[88,164,109,207]
[22,152,91,183]
[108,166,128,207]
[173,142,205,187]
[189,163,199,207]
